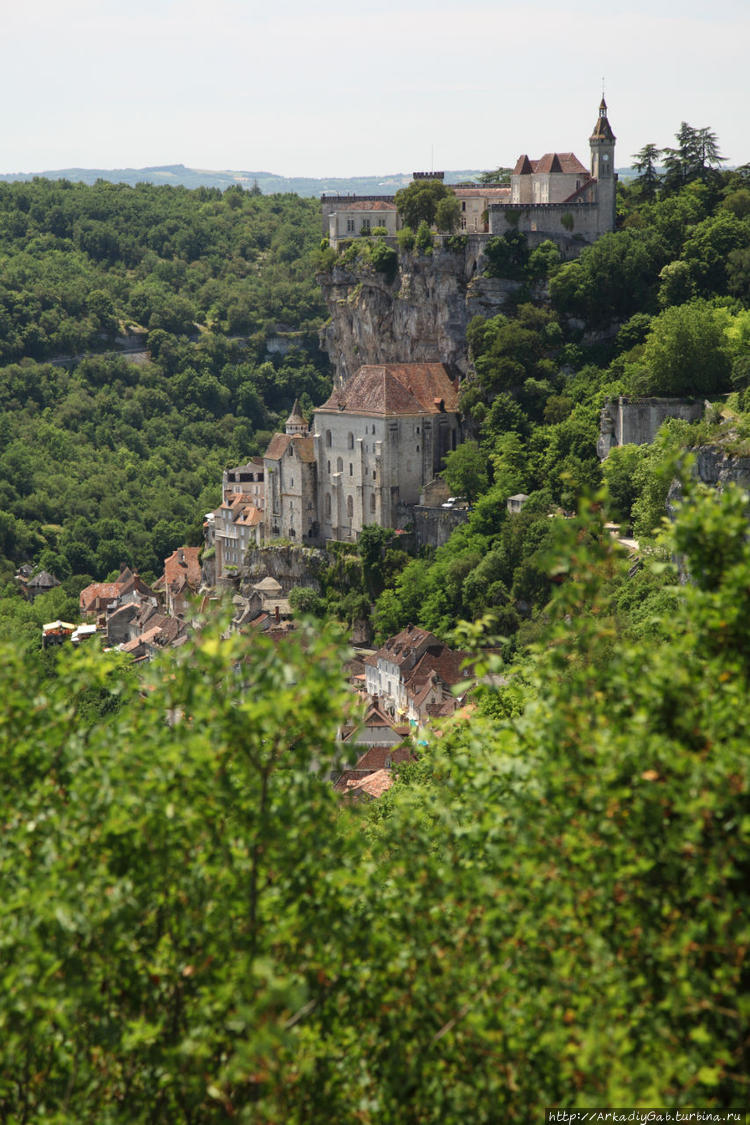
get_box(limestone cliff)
[318,242,522,384]
[668,445,750,515]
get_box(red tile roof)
[163,547,202,594]
[334,200,397,212]
[341,769,394,800]
[514,152,589,177]
[263,433,316,463]
[354,745,414,771]
[378,625,439,667]
[79,582,121,613]
[318,364,458,418]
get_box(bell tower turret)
[590,96,617,233]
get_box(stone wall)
[413,504,470,549]
[240,544,333,595]
[489,201,603,252]
[597,396,705,459]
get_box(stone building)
[222,457,264,507]
[262,400,319,542]
[325,199,399,248]
[258,366,460,546]
[488,98,617,248]
[312,363,460,542]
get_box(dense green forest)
[0,179,331,641]
[2,487,748,1121]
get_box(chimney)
[178,549,185,565]
[275,605,280,624]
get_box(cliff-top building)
[488,97,617,247]
[322,97,616,253]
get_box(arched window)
[370,493,376,513]
[348,432,354,449]
[347,495,354,518]
[325,430,332,448]
[337,457,343,473]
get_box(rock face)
[318,241,522,384]
[667,445,750,516]
[240,544,332,595]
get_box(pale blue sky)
[1,0,747,176]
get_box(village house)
[222,457,264,507]
[364,624,471,722]
[18,567,61,602]
[79,566,157,620]
[262,400,319,542]
[153,546,202,618]
[211,493,263,580]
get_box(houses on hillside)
[363,624,471,723]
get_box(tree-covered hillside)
[1,486,748,1121]
[0,179,330,635]
[364,153,750,647]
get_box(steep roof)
[28,570,60,590]
[318,364,458,418]
[263,432,316,463]
[341,769,394,800]
[513,155,534,175]
[514,152,589,177]
[286,398,306,427]
[378,624,439,666]
[590,97,616,142]
[163,547,202,594]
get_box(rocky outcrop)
[318,241,523,384]
[667,445,750,515]
[240,544,333,595]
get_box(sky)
[1,0,747,178]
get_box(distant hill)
[0,163,497,196]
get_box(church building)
[261,364,461,545]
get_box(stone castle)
[322,97,617,254]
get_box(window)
[461,201,466,211]
[348,432,354,449]
[370,493,376,513]
[347,495,354,518]
[325,430,332,448]
[327,460,330,473]
[290,478,294,487]
[349,463,353,476]
[337,457,343,473]
[325,493,331,516]
[372,470,376,480]
[346,218,355,232]
[361,219,370,232]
